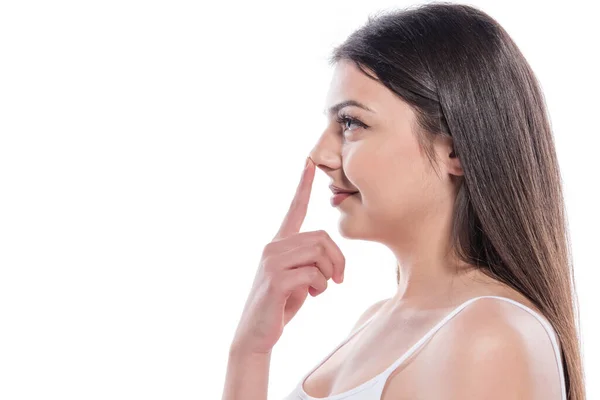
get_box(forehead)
[324,60,388,114]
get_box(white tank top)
[282,295,567,400]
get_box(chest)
[301,314,447,400]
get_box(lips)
[331,191,358,206]
[333,190,359,194]
[329,184,359,195]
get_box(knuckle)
[317,275,328,292]
[323,260,334,279]
[310,229,324,239]
[316,243,326,255]
[308,266,320,279]
[316,258,331,279]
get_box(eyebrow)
[323,100,375,116]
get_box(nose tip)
[307,150,321,170]
[308,156,326,174]
[308,136,342,172]
[308,149,329,171]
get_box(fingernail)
[305,157,311,169]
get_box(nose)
[308,129,343,173]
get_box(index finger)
[273,157,315,240]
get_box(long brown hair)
[329,2,585,399]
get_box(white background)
[0,1,597,399]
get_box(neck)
[384,201,480,308]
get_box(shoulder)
[383,296,564,400]
[428,297,563,399]
[348,297,390,334]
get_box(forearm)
[221,344,271,400]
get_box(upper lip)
[329,184,359,194]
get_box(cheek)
[345,142,428,210]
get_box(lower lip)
[331,192,358,207]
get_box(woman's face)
[309,60,461,244]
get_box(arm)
[221,344,271,400]
[442,319,533,399]
[220,298,389,400]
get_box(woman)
[222,3,585,400]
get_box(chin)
[337,212,369,240]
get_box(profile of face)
[309,60,464,247]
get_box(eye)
[336,113,368,133]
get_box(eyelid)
[335,112,368,131]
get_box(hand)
[231,157,346,355]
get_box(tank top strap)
[372,295,566,400]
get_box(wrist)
[229,341,273,360]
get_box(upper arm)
[386,298,563,400]
[348,297,389,334]
[437,299,563,400]
[442,314,533,399]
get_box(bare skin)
[300,59,564,399]
[222,157,346,400]
[222,59,564,400]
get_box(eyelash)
[335,112,368,133]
